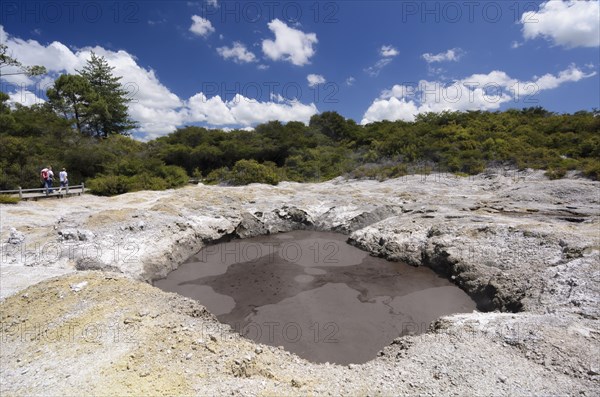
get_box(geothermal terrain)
[1,169,598,395]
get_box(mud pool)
[155,231,476,364]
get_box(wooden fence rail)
[0,183,86,200]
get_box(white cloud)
[529,64,594,90]
[206,0,218,7]
[361,66,595,124]
[228,94,318,126]
[346,76,356,86]
[364,58,393,77]
[307,74,326,87]
[270,92,285,102]
[262,19,318,66]
[422,48,463,63]
[8,90,46,107]
[187,93,237,125]
[521,1,600,48]
[189,15,215,37]
[217,42,256,63]
[380,45,399,57]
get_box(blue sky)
[1,0,599,140]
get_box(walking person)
[40,165,54,195]
[58,168,68,194]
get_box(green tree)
[77,52,137,137]
[47,74,95,134]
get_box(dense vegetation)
[1,54,599,196]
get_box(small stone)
[209,334,217,342]
[70,281,88,292]
[140,370,150,378]
[8,228,25,244]
[21,368,29,375]
[499,376,508,383]
[186,353,193,360]
[254,347,263,354]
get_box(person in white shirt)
[58,168,68,193]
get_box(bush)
[127,174,168,191]
[87,175,131,196]
[205,167,231,185]
[0,195,19,204]
[582,160,600,180]
[155,165,189,188]
[229,159,279,185]
[348,163,407,181]
[545,168,567,180]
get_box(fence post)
[18,186,22,199]
[66,183,69,194]
[81,182,85,195]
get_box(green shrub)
[348,163,407,181]
[155,165,189,188]
[0,195,19,204]
[127,174,168,191]
[205,167,231,184]
[229,159,279,185]
[582,160,600,180]
[545,167,567,180]
[87,175,132,196]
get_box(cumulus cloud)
[520,1,600,48]
[307,74,326,87]
[216,42,256,63]
[422,48,463,63]
[380,45,399,57]
[1,26,319,140]
[262,19,318,66]
[186,93,317,126]
[361,65,595,124]
[346,76,356,86]
[190,15,215,37]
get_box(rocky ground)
[1,169,599,395]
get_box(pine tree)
[77,52,137,137]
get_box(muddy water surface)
[155,231,476,364]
